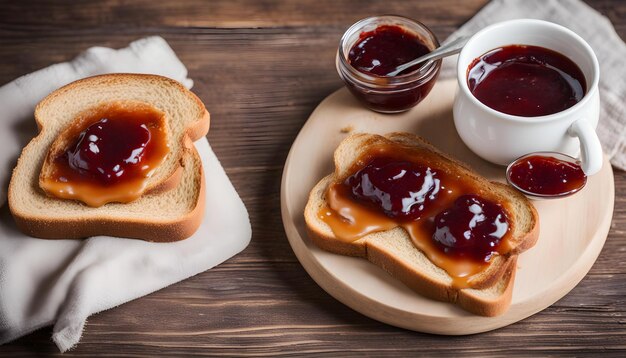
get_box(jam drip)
[318,142,513,288]
[346,158,440,220]
[432,195,509,262]
[467,45,586,117]
[66,117,152,184]
[348,24,431,76]
[508,155,587,196]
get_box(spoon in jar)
[385,36,469,77]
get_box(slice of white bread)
[304,132,539,316]
[8,74,210,242]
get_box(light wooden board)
[280,79,615,335]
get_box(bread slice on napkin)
[8,74,210,242]
[304,132,539,316]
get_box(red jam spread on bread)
[348,24,431,76]
[318,142,512,288]
[432,195,509,262]
[40,101,169,207]
[345,157,440,220]
[508,155,586,195]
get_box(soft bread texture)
[304,132,539,316]
[8,74,210,242]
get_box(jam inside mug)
[467,44,587,117]
[453,19,603,175]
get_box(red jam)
[40,102,170,207]
[432,195,509,262]
[468,45,586,117]
[339,22,441,113]
[318,142,513,288]
[348,25,431,76]
[508,155,587,196]
[67,117,152,184]
[346,157,440,221]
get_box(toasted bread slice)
[8,74,209,242]
[304,132,539,316]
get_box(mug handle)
[567,119,603,175]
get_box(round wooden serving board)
[280,79,615,334]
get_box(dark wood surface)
[1,0,625,356]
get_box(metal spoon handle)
[386,36,469,77]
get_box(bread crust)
[11,150,205,242]
[304,132,540,316]
[35,74,210,196]
[8,74,209,242]
[146,109,210,196]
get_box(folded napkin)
[440,0,626,170]
[0,37,251,352]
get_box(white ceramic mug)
[453,19,602,175]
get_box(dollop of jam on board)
[318,142,512,288]
[40,102,170,207]
[348,24,431,76]
[467,45,586,117]
[508,155,587,196]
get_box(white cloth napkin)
[0,37,251,352]
[440,0,626,170]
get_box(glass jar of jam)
[336,15,441,113]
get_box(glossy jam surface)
[318,142,512,287]
[41,102,169,207]
[432,195,509,262]
[67,117,152,183]
[341,23,440,113]
[467,45,586,117]
[346,157,441,221]
[348,25,431,77]
[508,155,587,196]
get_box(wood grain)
[1,0,625,356]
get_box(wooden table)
[1,1,624,355]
